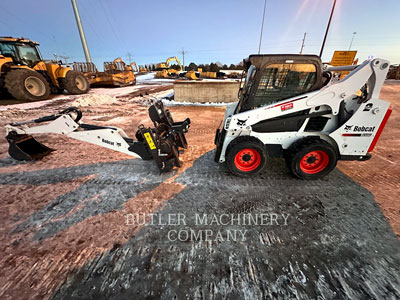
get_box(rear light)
[224,117,232,130]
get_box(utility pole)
[319,0,337,58]
[71,0,92,63]
[59,55,71,65]
[300,32,307,54]
[258,0,267,54]
[349,32,357,50]
[180,48,185,71]
[127,52,133,63]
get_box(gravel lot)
[0,80,399,299]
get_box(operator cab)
[236,54,323,113]
[0,37,42,68]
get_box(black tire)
[285,138,338,180]
[4,69,50,101]
[60,71,89,95]
[226,136,268,177]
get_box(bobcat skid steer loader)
[214,54,392,179]
[6,101,190,173]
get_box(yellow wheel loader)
[0,37,89,101]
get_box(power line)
[99,0,129,53]
[79,0,108,46]
[0,3,55,42]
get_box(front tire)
[4,69,50,101]
[226,137,268,177]
[60,71,89,95]
[285,138,338,180]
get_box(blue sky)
[0,0,399,69]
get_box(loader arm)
[307,58,389,115]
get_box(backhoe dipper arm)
[5,103,190,172]
[6,114,142,158]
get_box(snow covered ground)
[136,72,156,82]
[0,72,234,111]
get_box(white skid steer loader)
[214,54,392,179]
[5,101,190,173]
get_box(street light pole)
[258,0,267,54]
[319,0,337,58]
[349,32,357,50]
[300,32,307,54]
[71,0,92,63]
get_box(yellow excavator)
[155,56,183,78]
[73,57,136,87]
[130,62,139,73]
[139,65,148,72]
[0,37,89,101]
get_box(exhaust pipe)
[6,132,54,161]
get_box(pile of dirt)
[72,94,116,107]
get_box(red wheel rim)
[299,150,329,174]
[234,148,261,172]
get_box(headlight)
[224,116,232,130]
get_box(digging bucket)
[6,132,54,161]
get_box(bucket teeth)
[6,133,54,161]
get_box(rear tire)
[5,69,50,101]
[226,137,268,177]
[285,138,337,180]
[60,71,89,95]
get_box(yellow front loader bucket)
[186,71,198,80]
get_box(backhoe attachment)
[5,102,190,173]
[7,133,54,161]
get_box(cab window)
[18,45,40,64]
[0,42,17,61]
[251,62,317,108]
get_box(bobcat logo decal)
[363,103,373,111]
[344,125,353,131]
[237,119,247,126]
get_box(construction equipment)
[130,62,139,73]
[155,56,183,78]
[185,70,198,80]
[6,101,191,172]
[215,54,392,179]
[73,58,136,87]
[139,65,148,73]
[199,72,217,79]
[387,64,400,80]
[0,37,89,101]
